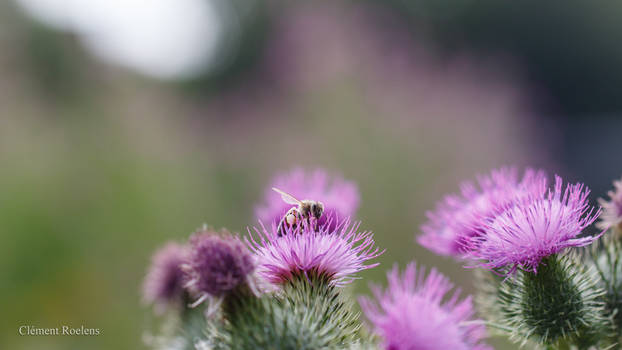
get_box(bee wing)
[272,187,301,205]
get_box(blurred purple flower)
[184,230,254,304]
[359,262,491,350]
[475,176,601,274]
[184,3,553,189]
[254,168,359,231]
[247,219,383,287]
[142,242,188,311]
[417,168,547,257]
[597,177,622,234]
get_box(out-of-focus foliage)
[375,0,622,115]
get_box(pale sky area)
[15,0,223,79]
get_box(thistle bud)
[184,230,254,305]
[496,255,608,347]
[142,242,189,313]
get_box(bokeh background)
[2,1,622,349]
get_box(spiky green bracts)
[211,272,361,350]
[491,255,608,349]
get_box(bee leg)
[276,217,287,237]
[277,210,298,236]
[306,216,316,232]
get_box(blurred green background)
[2,1,622,349]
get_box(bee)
[272,187,324,235]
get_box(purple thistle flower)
[142,242,188,311]
[417,167,547,257]
[475,176,602,274]
[255,168,360,231]
[184,230,254,304]
[359,263,491,350]
[597,177,622,233]
[246,219,383,286]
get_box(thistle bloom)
[184,230,254,306]
[359,263,491,350]
[142,242,188,311]
[247,219,383,286]
[255,168,359,230]
[475,176,601,274]
[417,168,546,257]
[597,177,622,234]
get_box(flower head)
[597,177,622,234]
[247,219,383,286]
[255,168,359,231]
[417,168,546,257]
[475,176,601,274]
[359,263,491,350]
[184,229,254,302]
[142,242,188,311]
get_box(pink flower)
[475,176,602,274]
[359,263,491,350]
[418,167,546,257]
[246,219,383,286]
[597,177,622,233]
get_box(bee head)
[310,201,324,220]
